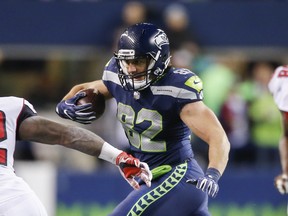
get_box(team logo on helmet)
[153,30,169,50]
[120,31,135,43]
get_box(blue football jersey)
[103,57,203,169]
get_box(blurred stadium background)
[1,0,288,215]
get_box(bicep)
[180,101,225,144]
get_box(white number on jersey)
[117,103,166,152]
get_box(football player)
[0,96,151,216]
[56,23,230,215]
[268,65,288,195]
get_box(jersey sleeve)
[16,99,37,140]
[102,57,122,97]
[171,68,204,112]
[268,65,288,112]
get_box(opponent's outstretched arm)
[18,116,152,189]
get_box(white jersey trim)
[103,70,121,86]
[150,86,200,100]
[103,70,202,100]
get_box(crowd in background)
[0,1,284,172]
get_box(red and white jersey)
[268,65,288,112]
[0,96,41,208]
[0,96,36,173]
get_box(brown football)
[76,88,105,120]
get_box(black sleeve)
[16,104,37,140]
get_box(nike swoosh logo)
[194,80,200,84]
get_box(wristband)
[206,168,221,182]
[98,142,122,164]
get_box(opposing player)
[268,65,288,194]
[56,23,230,215]
[0,96,151,216]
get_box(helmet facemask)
[116,50,161,91]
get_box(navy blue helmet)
[115,23,171,91]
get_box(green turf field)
[57,202,286,216]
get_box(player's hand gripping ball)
[76,88,105,120]
[55,88,105,124]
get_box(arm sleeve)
[16,102,37,140]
